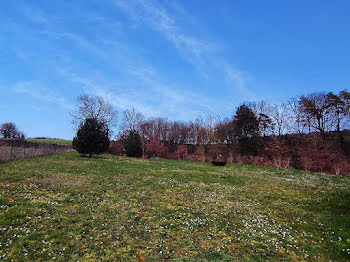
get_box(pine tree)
[233,105,259,155]
[72,118,110,158]
[124,130,143,157]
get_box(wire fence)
[0,139,74,163]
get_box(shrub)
[108,136,125,156]
[171,145,188,160]
[187,146,205,162]
[145,139,168,158]
[332,160,350,176]
[297,134,347,173]
[264,138,291,170]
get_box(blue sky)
[1,0,349,139]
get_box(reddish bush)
[186,146,205,162]
[171,145,189,160]
[234,154,244,164]
[332,160,350,176]
[145,139,169,159]
[107,136,125,156]
[264,138,291,169]
[249,156,274,166]
[297,134,348,174]
[233,155,265,165]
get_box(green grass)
[0,153,349,261]
[26,139,72,145]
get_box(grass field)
[26,139,72,145]
[0,153,349,261]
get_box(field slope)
[0,153,349,261]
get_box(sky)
[1,0,349,139]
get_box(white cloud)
[10,1,254,121]
[12,81,74,110]
[20,5,49,24]
[114,0,254,99]
[220,62,257,101]
[61,67,219,121]
[113,0,211,76]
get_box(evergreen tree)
[233,105,259,155]
[124,130,143,157]
[72,118,110,158]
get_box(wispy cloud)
[220,62,257,101]
[113,0,254,99]
[8,0,254,123]
[20,5,50,25]
[113,0,211,76]
[61,66,219,121]
[13,81,74,110]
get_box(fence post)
[42,143,44,155]
[24,140,26,158]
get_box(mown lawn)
[0,153,349,261]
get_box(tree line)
[110,91,350,152]
[68,91,350,175]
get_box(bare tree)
[193,117,207,145]
[139,118,155,141]
[271,103,290,137]
[299,93,334,138]
[215,118,234,144]
[0,122,23,138]
[122,108,144,133]
[248,101,273,117]
[154,118,169,141]
[288,97,304,134]
[72,95,117,129]
[205,115,221,144]
[0,122,24,139]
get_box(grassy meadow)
[0,153,349,261]
[26,139,72,145]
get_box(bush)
[332,160,350,176]
[171,145,188,160]
[107,136,125,156]
[297,134,347,173]
[125,130,143,157]
[264,138,291,169]
[186,146,205,162]
[145,139,168,158]
[72,118,110,157]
